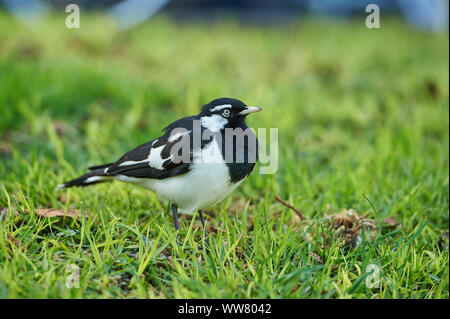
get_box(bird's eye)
[222,109,231,117]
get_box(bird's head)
[199,98,262,128]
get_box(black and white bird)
[59,98,262,245]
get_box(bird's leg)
[198,210,210,250]
[171,203,182,246]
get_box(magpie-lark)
[59,98,262,246]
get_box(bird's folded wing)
[106,161,190,179]
[104,117,198,180]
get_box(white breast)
[116,139,242,214]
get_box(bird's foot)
[198,235,210,252]
[141,234,150,245]
[176,233,183,246]
[170,233,193,255]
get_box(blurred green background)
[0,7,448,298]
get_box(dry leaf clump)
[325,209,377,247]
[273,196,378,248]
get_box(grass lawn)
[0,12,448,299]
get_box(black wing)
[104,116,199,180]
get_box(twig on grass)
[274,196,306,221]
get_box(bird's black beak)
[238,107,263,116]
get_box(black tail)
[58,166,112,189]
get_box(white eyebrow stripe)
[210,104,232,112]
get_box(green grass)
[0,12,448,299]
